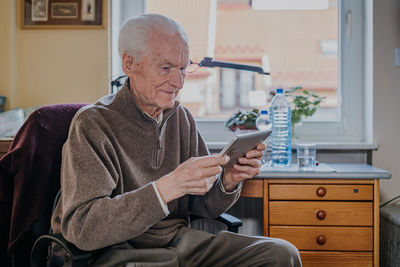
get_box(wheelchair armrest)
[216,213,243,233]
[190,212,243,233]
[31,233,92,267]
[31,214,243,266]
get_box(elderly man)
[51,14,301,266]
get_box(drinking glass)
[297,143,316,171]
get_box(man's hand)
[222,142,266,192]
[155,155,230,203]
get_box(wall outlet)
[396,48,400,67]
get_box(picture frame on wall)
[51,3,78,19]
[21,0,105,29]
[31,0,48,21]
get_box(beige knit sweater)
[51,81,240,251]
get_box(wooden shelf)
[0,139,12,158]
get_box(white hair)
[118,14,188,61]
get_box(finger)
[257,142,266,151]
[238,157,261,168]
[233,164,257,174]
[194,155,230,168]
[245,149,263,159]
[198,165,223,179]
[219,155,230,165]
[233,164,252,173]
[237,164,260,177]
[229,168,252,180]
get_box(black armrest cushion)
[31,233,92,267]
[190,212,243,233]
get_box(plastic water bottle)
[255,110,271,131]
[256,110,272,167]
[262,135,273,168]
[269,89,292,167]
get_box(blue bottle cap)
[260,110,268,115]
[276,88,284,93]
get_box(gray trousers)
[88,226,302,267]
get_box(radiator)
[380,201,400,267]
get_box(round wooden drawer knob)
[316,187,326,197]
[316,235,327,245]
[316,210,326,220]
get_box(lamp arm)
[198,57,270,75]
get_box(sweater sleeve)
[185,112,241,218]
[58,111,167,251]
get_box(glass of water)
[296,143,316,171]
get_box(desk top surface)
[0,138,391,180]
[256,163,391,179]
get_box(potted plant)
[225,108,260,132]
[284,86,326,140]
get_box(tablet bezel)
[218,130,271,168]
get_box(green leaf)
[283,86,326,124]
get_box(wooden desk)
[240,164,391,267]
[0,141,389,266]
[0,139,12,158]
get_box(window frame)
[219,69,255,111]
[196,0,372,143]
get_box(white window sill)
[207,141,378,151]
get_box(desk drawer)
[300,251,373,267]
[269,201,373,226]
[241,179,263,198]
[269,184,373,201]
[270,226,373,251]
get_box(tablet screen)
[219,130,271,168]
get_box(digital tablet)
[219,130,271,168]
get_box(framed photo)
[21,0,105,29]
[81,0,95,21]
[51,3,78,19]
[31,0,48,21]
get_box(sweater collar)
[114,79,180,124]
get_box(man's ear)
[122,53,135,75]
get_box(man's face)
[127,32,189,116]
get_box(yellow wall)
[0,0,12,111]
[0,0,110,111]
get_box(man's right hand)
[155,155,230,204]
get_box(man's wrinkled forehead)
[148,32,189,64]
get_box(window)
[220,70,255,111]
[112,0,372,143]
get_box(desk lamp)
[111,57,270,91]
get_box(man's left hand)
[222,142,266,192]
